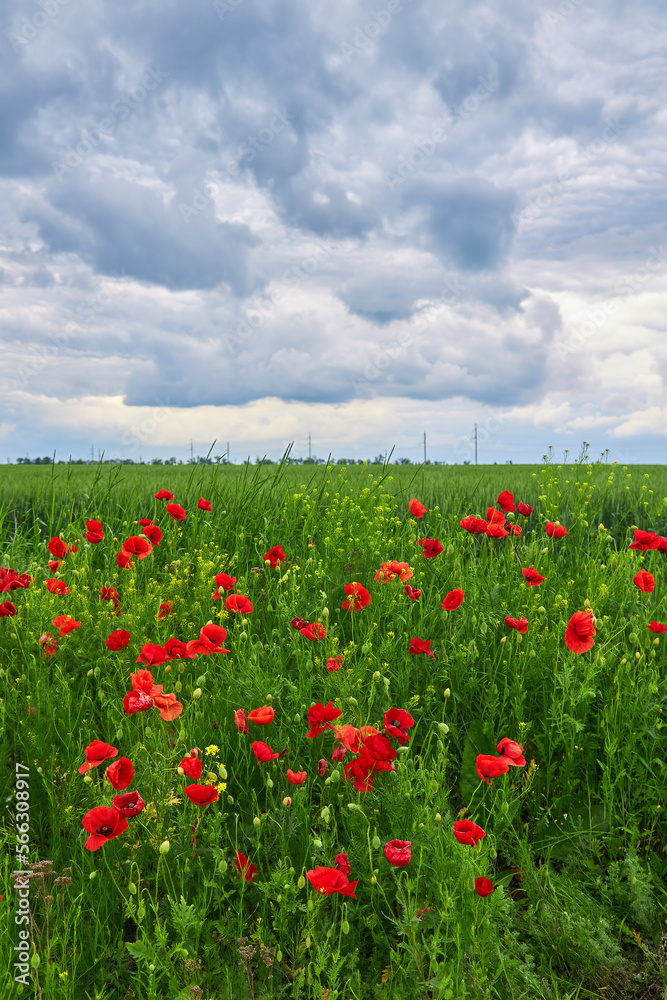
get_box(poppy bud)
[298,875,306,888]
[437,740,444,753]
[145,726,152,737]
[87,669,93,677]
[218,765,227,779]
[371,876,377,884]
[541,547,548,554]
[500,636,507,643]
[373,671,381,681]
[253,816,261,827]
[372,835,381,849]
[128,882,137,894]
[330,770,341,783]
[320,807,330,821]
[438,723,449,734]
[175,681,182,693]
[83,774,93,785]
[227,795,234,804]
[443,688,451,699]
[177,767,185,776]
[654,638,660,646]
[266,694,273,702]
[322,607,329,618]
[116,729,123,740]
[635,652,641,660]
[435,813,441,822]
[537,606,545,614]
[347,697,358,707]
[218,859,227,872]
[266,777,274,789]
[342,920,350,934]
[294,714,301,723]
[621,658,627,665]
[196,675,206,686]
[159,840,170,854]
[283,797,291,807]
[192,688,202,701]
[313,838,322,848]
[31,954,40,970]
[348,802,362,812]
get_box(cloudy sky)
[1,0,665,464]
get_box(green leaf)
[125,940,154,964]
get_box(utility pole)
[423,432,426,464]
[474,424,478,466]
[190,440,194,464]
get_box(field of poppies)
[1,456,667,1000]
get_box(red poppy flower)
[0,601,17,617]
[518,502,533,517]
[418,537,443,558]
[306,701,343,738]
[155,489,174,501]
[52,614,81,636]
[264,544,286,568]
[78,739,118,774]
[122,536,154,560]
[634,569,655,593]
[306,867,358,898]
[474,877,495,897]
[505,616,528,634]
[226,594,254,614]
[47,560,62,572]
[334,724,367,754]
[198,497,212,511]
[564,609,596,653]
[113,790,144,818]
[375,560,413,584]
[82,806,128,851]
[131,669,163,698]
[287,769,307,785]
[39,632,59,657]
[196,622,230,652]
[545,522,568,539]
[442,588,464,611]
[291,616,310,630]
[184,784,219,806]
[486,521,510,538]
[117,551,133,569]
[497,490,515,512]
[136,643,167,666]
[409,637,434,657]
[152,692,183,721]
[103,629,129,651]
[475,754,510,785]
[327,656,342,671]
[235,850,257,882]
[252,741,283,761]
[299,622,326,640]
[334,852,351,876]
[497,738,526,766]
[383,707,414,744]
[234,709,249,734]
[408,498,428,518]
[123,690,154,715]
[214,573,237,592]
[630,529,660,551]
[85,519,105,544]
[164,638,192,660]
[509,524,522,536]
[141,524,162,546]
[452,820,486,846]
[403,584,421,600]
[522,567,545,587]
[157,601,172,620]
[647,621,667,633]
[342,582,371,610]
[248,706,274,725]
[384,840,411,866]
[166,503,187,521]
[460,515,488,534]
[106,757,134,791]
[136,518,153,527]
[179,754,203,779]
[45,578,70,595]
[332,745,347,763]
[47,536,76,559]
[100,585,120,606]
[0,567,32,591]
[317,758,329,776]
[486,508,506,525]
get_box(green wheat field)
[1,455,666,1000]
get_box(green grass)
[1,457,666,999]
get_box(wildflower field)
[1,456,667,1000]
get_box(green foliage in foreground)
[1,456,666,999]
